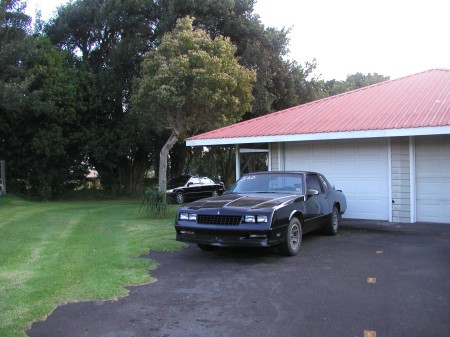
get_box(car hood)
[184,193,305,211]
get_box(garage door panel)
[416,135,450,223]
[416,179,441,195]
[284,140,389,220]
[312,144,332,157]
[345,197,386,220]
[334,161,356,174]
[334,178,357,194]
[358,160,386,175]
[357,143,385,156]
[358,178,386,196]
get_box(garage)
[416,135,450,223]
[283,139,390,220]
[187,69,450,224]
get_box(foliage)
[1,0,390,199]
[133,16,256,192]
[0,195,183,337]
[0,1,90,199]
[45,0,159,197]
[324,72,390,96]
[155,0,317,116]
[150,0,321,181]
[140,187,168,218]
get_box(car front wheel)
[278,217,302,256]
[324,205,339,235]
[175,192,185,204]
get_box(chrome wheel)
[279,217,302,256]
[331,207,339,232]
[324,205,339,235]
[289,222,301,251]
[175,192,185,204]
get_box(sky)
[25,0,450,81]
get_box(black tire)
[175,192,185,204]
[278,217,302,256]
[197,244,218,251]
[324,205,339,235]
[211,189,219,197]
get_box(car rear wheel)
[175,192,185,204]
[324,205,339,235]
[278,217,302,256]
[211,190,219,197]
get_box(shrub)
[140,188,168,218]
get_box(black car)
[166,175,225,204]
[174,171,347,256]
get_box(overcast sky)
[26,0,450,81]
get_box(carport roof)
[187,69,450,146]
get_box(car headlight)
[179,213,197,221]
[244,215,268,223]
[257,215,268,223]
[166,189,174,193]
[245,215,256,223]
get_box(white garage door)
[416,136,450,223]
[284,139,389,220]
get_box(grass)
[0,195,184,337]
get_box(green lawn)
[0,195,184,337]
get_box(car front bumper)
[175,226,287,247]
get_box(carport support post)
[235,145,241,181]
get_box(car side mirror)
[307,188,319,196]
[187,182,193,187]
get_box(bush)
[140,188,168,218]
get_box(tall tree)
[133,16,255,192]
[1,1,90,198]
[153,0,319,182]
[45,0,159,196]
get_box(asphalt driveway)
[28,220,450,337]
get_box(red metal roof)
[188,69,450,142]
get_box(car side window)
[318,174,330,192]
[188,177,200,185]
[200,177,213,184]
[306,174,323,193]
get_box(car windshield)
[167,175,190,188]
[229,173,304,194]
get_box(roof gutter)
[186,125,450,147]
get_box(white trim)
[235,144,240,181]
[278,143,284,171]
[409,137,417,223]
[239,148,269,153]
[268,143,272,171]
[388,138,393,222]
[186,126,450,146]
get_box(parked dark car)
[175,171,347,256]
[166,175,225,204]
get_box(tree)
[152,1,320,182]
[1,1,91,198]
[44,0,160,196]
[133,16,255,192]
[325,72,390,96]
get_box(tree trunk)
[159,132,179,192]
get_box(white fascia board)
[186,126,450,146]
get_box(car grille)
[197,214,243,226]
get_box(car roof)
[242,171,319,175]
